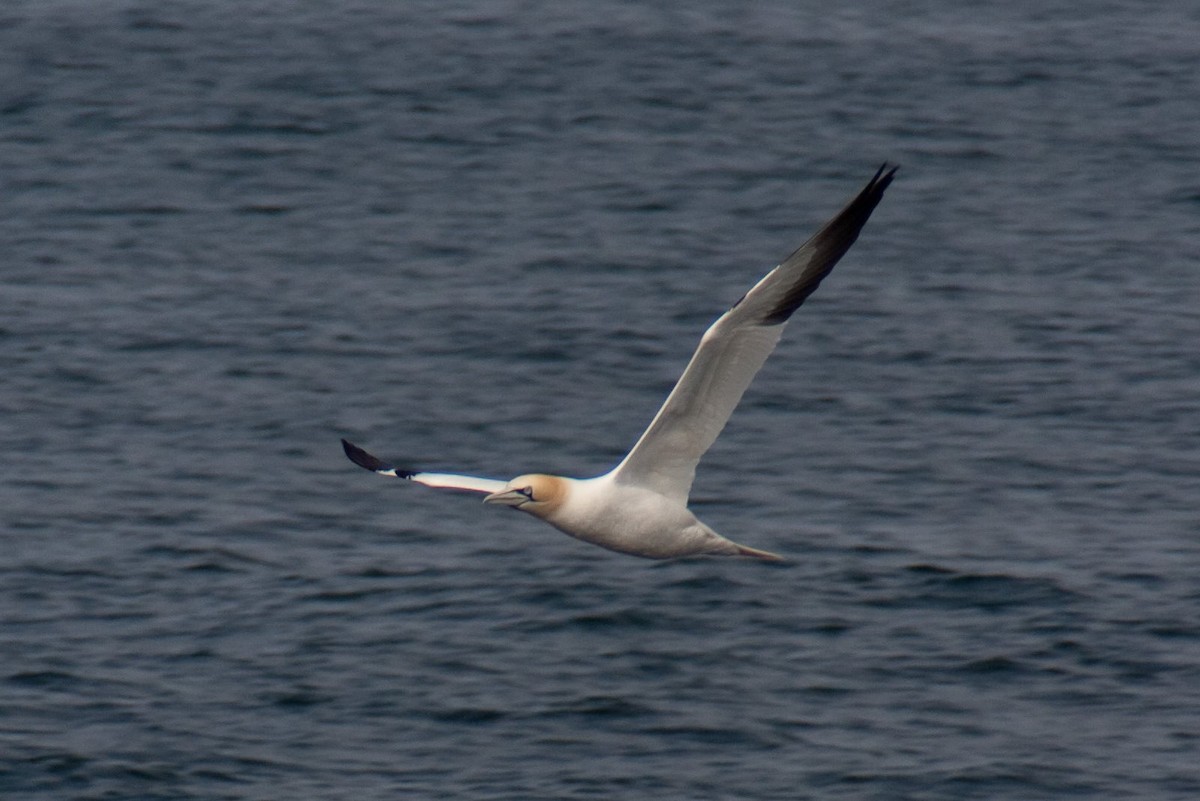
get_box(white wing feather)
[610,165,896,502]
[341,439,506,495]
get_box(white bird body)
[498,474,760,560]
[342,165,896,560]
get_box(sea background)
[2,1,1199,799]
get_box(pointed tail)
[733,543,785,562]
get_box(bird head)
[483,474,566,518]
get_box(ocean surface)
[2,1,1199,799]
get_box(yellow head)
[482,474,568,519]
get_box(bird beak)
[483,489,527,507]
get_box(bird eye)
[519,486,534,500]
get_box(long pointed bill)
[483,490,528,507]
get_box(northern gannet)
[343,165,896,560]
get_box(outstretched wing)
[609,165,897,503]
[341,439,507,494]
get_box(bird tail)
[733,543,785,561]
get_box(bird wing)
[609,164,897,503]
[341,439,507,494]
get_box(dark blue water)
[3,1,1199,798]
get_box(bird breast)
[537,476,721,558]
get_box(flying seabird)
[342,164,896,560]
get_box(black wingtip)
[872,162,899,192]
[759,163,898,325]
[341,438,393,473]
